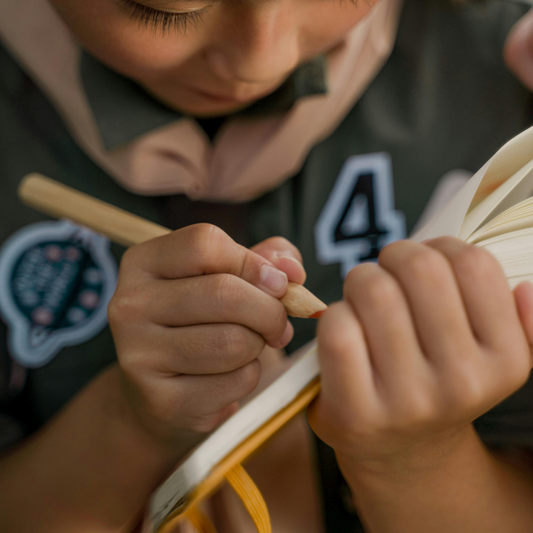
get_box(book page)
[469,126,533,208]
[458,160,533,241]
[476,228,533,289]
[412,125,533,242]
[466,197,533,244]
[410,160,491,242]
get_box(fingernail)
[274,250,300,262]
[260,264,288,293]
[277,255,303,269]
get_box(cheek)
[49,0,199,79]
[299,0,379,56]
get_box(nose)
[205,2,300,84]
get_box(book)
[148,124,533,532]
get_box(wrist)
[336,423,478,489]
[106,366,183,465]
[117,369,212,459]
[330,426,533,533]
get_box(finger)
[277,320,295,348]
[251,237,306,284]
[118,275,288,346]
[343,262,426,388]
[426,237,524,353]
[378,240,476,363]
[514,281,533,350]
[130,323,266,375]
[123,224,289,298]
[315,302,376,416]
[142,359,262,424]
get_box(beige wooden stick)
[19,173,169,247]
[18,173,327,319]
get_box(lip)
[191,85,276,104]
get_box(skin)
[505,8,533,92]
[48,0,377,116]
[109,225,306,451]
[3,1,533,531]
[310,238,533,532]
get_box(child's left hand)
[309,237,533,475]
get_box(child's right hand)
[108,224,304,452]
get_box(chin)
[141,83,259,117]
[142,78,282,117]
[180,100,253,117]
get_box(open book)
[148,124,533,531]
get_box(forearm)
[340,425,533,533]
[0,366,182,533]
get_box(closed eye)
[118,0,208,34]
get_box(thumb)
[251,237,306,285]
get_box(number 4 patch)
[315,153,406,278]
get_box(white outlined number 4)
[315,153,406,278]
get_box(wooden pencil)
[18,173,328,319]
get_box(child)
[1,0,533,531]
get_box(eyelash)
[118,0,207,34]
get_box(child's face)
[49,0,377,116]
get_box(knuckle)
[344,262,374,288]
[404,248,447,285]
[429,236,457,248]
[234,360,262,396]
[117,348,148,378]
[189,222,225,243]
[187,224,228,266]
[446,364,485,408]
[215,325,260,364]
[344,413,388,445]
[318,303,360,353]
[208,273,243,309]
[119,246,139,268]
[395,392,436,429]
[359,271,398,309]
[453,246,497,281]
[108,289,144,327]
[269,302,289,339]
[378,240,404,261]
